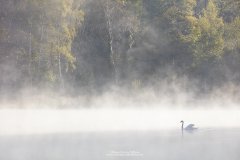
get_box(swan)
[180,120,198,131]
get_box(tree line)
[0,0,239,96]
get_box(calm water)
[0,129,240,160]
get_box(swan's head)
[180,120,184,123]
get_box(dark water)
[0,129,240,160]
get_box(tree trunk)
[105,0,118,85]
[58,28,64,91]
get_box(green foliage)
[224,17,240,52]
[0,0,84,89]
[162,0,224,65]
[0,0,240,93]
[217,0,240,21]
[193,1,224,64]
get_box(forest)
[0,0,240,101]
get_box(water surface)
[0,109,239,160]
[0,129,240,160]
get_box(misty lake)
[0,129,240,160]
[0,109,240,160]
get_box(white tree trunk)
[105,0,118,84]
[58,29,64,90]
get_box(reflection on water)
[0,129,240,160]
[0,109,239,160]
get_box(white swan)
[180,120,198,131]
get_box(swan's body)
[180,120,198,131]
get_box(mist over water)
[0,109,240,160]
[0,86,240,160]
[0,108,239,135]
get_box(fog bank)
[0,109,239,135]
